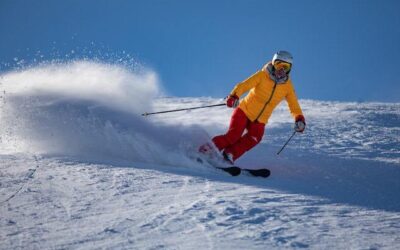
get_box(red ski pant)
[212,108,265,161]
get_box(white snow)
[1,61,399,249]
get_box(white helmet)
[272,50,293,65]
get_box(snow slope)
[1,61,399,249]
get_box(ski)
[216,166,241,176]
[243,168,271,178]
[220,152,271,178]
[195,156,269,177]
[195,157,241,176]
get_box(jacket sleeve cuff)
[295,114,305,123]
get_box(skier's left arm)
[286,81,306,133]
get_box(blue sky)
[1,0,399,102]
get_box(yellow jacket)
[230,63,303,124]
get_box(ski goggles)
[273,60,292,72]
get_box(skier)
[200,51,306,164]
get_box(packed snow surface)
[1,61,399,249]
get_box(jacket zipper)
[255,82,277,122]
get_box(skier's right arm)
[230,71,263,98]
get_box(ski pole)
[142,103,225,117]
[276,131,297,155]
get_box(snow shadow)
[238,145,400,212]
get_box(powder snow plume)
[0,60,206,165]
[0,60,159,114]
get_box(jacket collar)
[263,62,289,84]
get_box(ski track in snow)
[1,63,400,249]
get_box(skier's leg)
[211,108,248,151]
[224,121,265,161]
